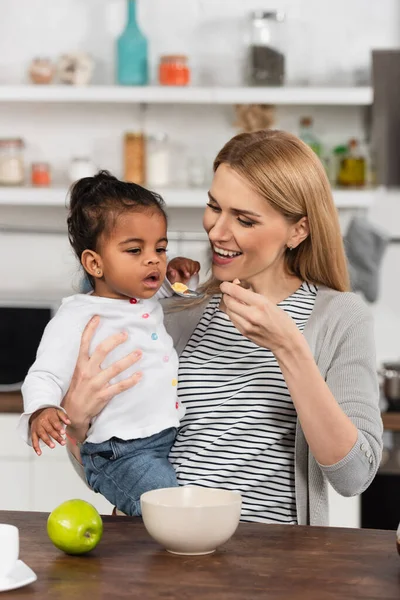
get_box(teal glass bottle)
[117,0,148,86]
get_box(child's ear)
[81,250,104,279]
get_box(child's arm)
[18,307,84,447]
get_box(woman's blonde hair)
[179,129,350,308]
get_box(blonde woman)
[62,130,383,525]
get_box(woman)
[62,130,383,526]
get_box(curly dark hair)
[67,170,167,287]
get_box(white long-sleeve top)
[18,293,183,445]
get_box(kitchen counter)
[0,511,399,599]
[0,392,22,413]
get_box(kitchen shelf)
[0,186,376,209]
[0,85,373,106]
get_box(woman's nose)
[208,217,231,242]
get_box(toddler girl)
[19,171,199,516]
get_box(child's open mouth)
[143,272,161,289]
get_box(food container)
[248,11,286,86]
[146,134,170,187]
[28,58,54,84]
[0,139,25,186]
[159,55,190,86]
[31,162,51,187]
[124,132,145,184]
[68,157,97,184]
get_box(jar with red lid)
[158,55,190,86]
[31,162,51,187]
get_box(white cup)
[0,525,19,581]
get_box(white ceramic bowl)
[140,486,242,555]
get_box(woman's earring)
[96,269,102,275]
[288,244,293,251]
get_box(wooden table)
[0,512,398,599]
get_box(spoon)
[164,277,204,299]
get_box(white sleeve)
[17,307,84,446]
[155,280,173,299]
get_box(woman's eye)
[206,202,221,212]
[127,248,141,254]
[237,218,255,228]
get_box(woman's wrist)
[66,423,88,444]
[273,329,312,365]
[61,393,90,441]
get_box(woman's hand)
[61,315,143,442]
[167,257,200,284]
[220,281,303,355]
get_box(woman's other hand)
[167,256,200,284]
[61,315,143,442]
[220,280,303,355]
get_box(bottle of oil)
[337,139,366,187]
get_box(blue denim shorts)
[81,427,177,516]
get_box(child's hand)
[29,407,71,456]
[167,257,200,285]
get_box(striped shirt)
[169,281,318,524]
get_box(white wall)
[0,0,399,364]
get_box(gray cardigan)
[162,286,383,526]
[68,286,382,525]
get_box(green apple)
[47,499,103,555]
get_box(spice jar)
[124,132,145,184]
[28,58,54,85]
[31,162,51,187]
[159,55,190,86]
[0,139,25,186]
[248,11,286,86]
[68,157,96,184]
[146,134,170,188]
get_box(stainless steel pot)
[379,362,400,411]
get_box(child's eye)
[156,247,167,254]
[127,248,141,254]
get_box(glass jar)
[68,157,96,184]
[186,156,207,188]
[248,11,286,86]
[28,58,54,85]
[0,139,25,186]
[31,162,51,187]
[124,132,145,184]
[146,134,170,188]
[159,55,190,86]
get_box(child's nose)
[145,254,160,265]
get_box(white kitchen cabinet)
[0,415,31,459]
[0,459,31,511]
[328,484,360,528]
[31,453,113,515]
